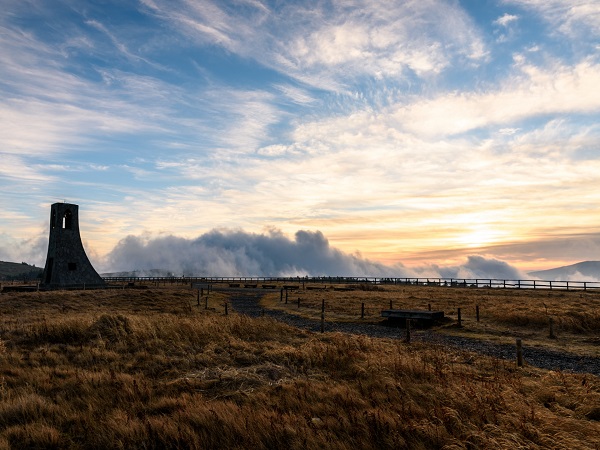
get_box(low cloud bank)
[0,234,47,267]
[104,228,529,280]
[528,261,600,282]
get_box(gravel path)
[227,290,600,377]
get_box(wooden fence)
[100,276,600,291]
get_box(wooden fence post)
[297,297,300,308]
[428,303,431,311]
[405,319,411,343]
[225,302,228,316]
[457,308,462,327]
[476,305,480,322]
[197,289,200,306]
[389,300,393,310]
[516,339,523,367]
[280,288,283,302]
[320,299,325,333]
[361,302,365,319]
[549,317,556,339]
[285,288,288,304]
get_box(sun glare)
[458,226,502,248]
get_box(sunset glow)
[1,1,600,277]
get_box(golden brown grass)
[262,284,600,357]
[0,286,598,448]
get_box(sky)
[2,0,600,278]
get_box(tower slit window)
[63,210,73,229]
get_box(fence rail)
[100,276,600,291]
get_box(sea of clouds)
[103,228,530,280]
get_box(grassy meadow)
[0,284,598,449]
[262,283,600,357]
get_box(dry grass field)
[0,284,598,449]
[262,283,600,357]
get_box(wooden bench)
[381,309,444,326]
[244,283,258,288]
[262,284,277,289]
[306,285,327,290]
[228,283,240,288]
[283,285,299,290]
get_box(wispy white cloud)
[391,59,600,137]
[141,0,487,90]
[274,84,316,105]
[493,13,519,43]
[281,0,488,77]
[0,15,283,173]
[140,0,259,52]
[494,13,519,27]
[499,127,521,135]
[207,89,281,153]
[0,155,56,183]
[0,24,179,158]
[81,18,172,72]
[504,0,600,37]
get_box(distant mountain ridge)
[0,261,43,280]
[528,261,600,281]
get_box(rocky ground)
[227,290,600,377]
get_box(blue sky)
[2,0,600,276]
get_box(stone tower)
[41,203,105,288]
